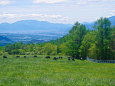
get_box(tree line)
[0,17,115,60]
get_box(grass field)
[0,55,115,86]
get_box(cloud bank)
[33,0,68,4]
[0,0,12,5]
[32,0,115,4]
[0,13,73,24]
[0,0,114,24]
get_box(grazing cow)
[45,56,50,59]
[68,57,71,60]
[16,56,20,58]
[24,56,26,58]
[3,55,7,58]
[74,57,77,59]
[59,57,63,59]
[53,57,58,60]
[34,55,37,58]
[72,58,75,61]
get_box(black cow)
[59,57,63,59]
[34,55,37,58]
[24,56,26,58]
[16,56,20,58]
[72,58,75,61]
[3,56,7,58]
[45,56,50,59]
[68,57,71,60]
[74,57,77,59]
[53,57,58,60]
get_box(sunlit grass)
[0,55,115,86]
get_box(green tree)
[94,17,112,60]
[66,22,87,57]
[79,31,97,59]
[110,26,115,59]
[42,43,57,55]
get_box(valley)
[0,32,67,45]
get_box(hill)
[0,36,13,46]
[0,36,12,42]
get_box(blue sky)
[0,0,115,24]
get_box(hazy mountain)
[83,16,115,30]
[0,16,114,33]
[109,16,115,26]
[0,20,73,33]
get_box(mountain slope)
[109,16,115,26]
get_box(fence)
[87,57,115,63]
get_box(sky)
[0,0,115,24]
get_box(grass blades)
[0,55,115,86]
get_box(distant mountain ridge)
[0,16,114,33]
[0,20,73,33]
[83,16,115,30]
[109,16,115,26]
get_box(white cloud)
[33,0,68,4]
[76,1,87,5]
[87,0,115,2]
[0,13,72,24]
[30,14,62,18]
[0,0,11,5]
[110,10,115,16]
[0,13,62,19]
[75,0,115,5]
[0,13,17,18]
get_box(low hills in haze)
[0,36,12,46]
[0,36,12,42]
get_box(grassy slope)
[0,55,115,86]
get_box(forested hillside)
[0,17,115,60]
[0,36,13,46]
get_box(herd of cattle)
[2,55,76,61]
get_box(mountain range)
[83,16,115,30]
[0,16,115,33]
[0,20,72,33]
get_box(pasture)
[0,55,115,86]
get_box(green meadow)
[0,55,115,86]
